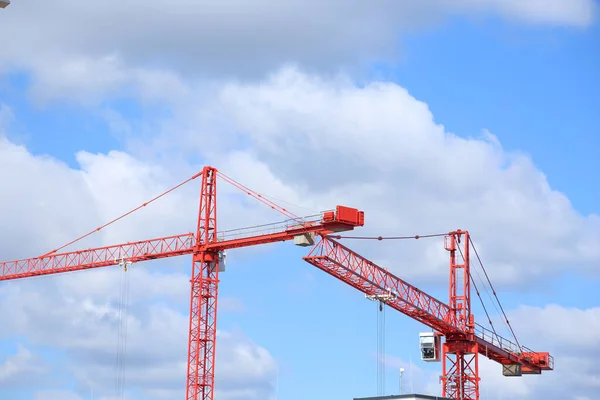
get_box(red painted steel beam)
[207,221,360,251]
[303,235,460,334]
[473,334,553,372]
[0,207,364,282]
[0,233,196,280]
[304,235,553,375]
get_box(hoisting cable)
[114,260,131,399]
[114,266,123,397]
[376,301,380,395]
[122,263,130,399]
[472,261,505,335]
[376,300,387,396]
[328,232,449,240]
[468,236,522,351]
[250,191,319,215]
[217,171,304,223]
[382,301,386,395]
[457,240,506,337]
[455,244,499,340]
[40,171,203,257]
[470,275,503,342]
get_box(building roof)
[354,395,452,400]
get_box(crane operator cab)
[419,332,441,362]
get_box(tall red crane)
[0,165,553,400]
[304,233,554,399]
[0,166,365,400]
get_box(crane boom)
[303,234,459,334]
[303,235,553,375]
[0,207,364,281]
[0,233,195,280]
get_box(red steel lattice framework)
[0,165,553,400]
[0,166,366,400]
[442,230,479,399]
[187,167,218,400]
[303,233,554,400]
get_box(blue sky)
[374,16,600,215]
[0,2,598,400]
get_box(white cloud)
[0,266,276,399]
[135,66,600,288]
[0,344,47,387]
[24,54,189,106]
[476,305,600,399]
[34,390,85,400]
[0,0,595,102]
[446,0,596,26]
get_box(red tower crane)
[304,233,554,399]
[0,166,365,400]
[0,165,553,400]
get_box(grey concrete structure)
[354,395,451,400]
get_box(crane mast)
[443,230,478,400]
[187,166,218,400]
[0,165,553,400]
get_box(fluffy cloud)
[475,305,600,399]
[0,345,47,387]
[0,0,596,102]
[0,265,276,400]
[34,391,87,400]
[445,0,596,26]
[132,66,600,288]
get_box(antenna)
[276,362,280,400]
[410,355,414,393]
[399,367,405,394]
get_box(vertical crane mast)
[187,166,219,400]
[442,230,479,400]
[448,230,471,331]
